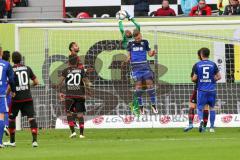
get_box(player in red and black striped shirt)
[58,55,91,138]
[5,51,39,147]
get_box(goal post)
[14,20,240,130]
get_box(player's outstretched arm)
[125,11,140,31]
[118,20,125,37]
[131,18,140,31]
[214,72,221,81]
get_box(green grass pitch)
[1,128,240,160]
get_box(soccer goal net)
[15,20,240,129]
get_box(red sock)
[203,110,209,127]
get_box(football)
[116,10,127,20]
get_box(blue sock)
[147,88,156,105]
[210,110,216,128]
[4,113,9,127]
[0,119,5,145]
[197,109,203,122]
[135,90,143,106]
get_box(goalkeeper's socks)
[203,110,209,127]
[147,88,156,104]
[188,107,195,125]
[78,117,84,136]
[210,110,216,128]
[0,120,4,145]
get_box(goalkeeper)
[118,11,140,49]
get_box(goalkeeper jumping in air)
[127,30,158,115]
[118,11,140,49]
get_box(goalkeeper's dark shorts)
[190,90,197,104]
[65,98,86,113]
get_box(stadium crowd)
[1,0,240,19]
[73,0,240,18]
[0,0,27,18]
[141,0,240,16]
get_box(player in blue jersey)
[0,49,16,148]
[127,29,157,115]
[184,50,212,132]
[2,50,11,136]
[192,48,221,133]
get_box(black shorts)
[65,98,86,113]
[190,90,197,104]
[10,101,35,119]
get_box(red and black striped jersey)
[12,64,36,102]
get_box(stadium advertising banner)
[65,0,218,17]
[56,114,240,129]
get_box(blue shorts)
[197,90,216,110]
[131,70,153,82]
[0,97,8,113]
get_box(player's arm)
[125,42,132,63]
[192,63,198,82]
[118,20,125,36]
[56,68,67,89]
[57,76,65,88]
[82,78,91,89]
[6,64,16,95]
[118,20,128,48]
[215,72,221,81]
[214,63,221,81]
[145,40,156,57]
[192,74,198,82]
[28,67,39,86]
[148,50,156,57]
[125,11,140,31]
[32,78,39,86]
[130,18,140,31]
[81,69,92,96]
[191,64,197,83]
